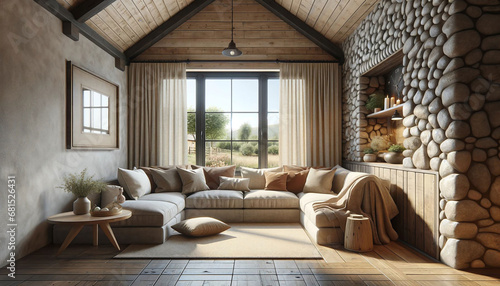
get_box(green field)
[188,149,279,168]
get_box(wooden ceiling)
[53,0,379,64]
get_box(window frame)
[187,72,279,168]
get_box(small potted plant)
[363,148,377,162]
[384,144,405,164]
[365,90,385,113]
[59,169,107,215]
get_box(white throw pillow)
[177,167,210,195]
[117,168,151,200]
[303,168,336,194]
[172,217,230,237]
[240,166,282,189]
[218,176,251,191]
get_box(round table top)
[47,210,132,225]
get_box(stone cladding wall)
[341,0,500,269]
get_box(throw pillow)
[172,217,231,237]
[193,165,236,190]
[283,165,308,172]
[177,167,210,195]
[150,168,183,192]
[302,168,336,194]
[117,168,152,200]
[286,169,310,194]
[218,176,250,191]
[240,166,283,189]
[264,171,288,191]
[101,185,122,207]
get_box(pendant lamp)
[222,0,242,57]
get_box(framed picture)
[66,61,119,149]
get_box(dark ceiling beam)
[125,0,216,61]
[70,0,117,23]
[254,0,345,64]
[33,0,126,70]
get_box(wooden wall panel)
[343,161,440,259]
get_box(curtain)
[128,63,187,168]
[279,63,342,167]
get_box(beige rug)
[115,223,322,259]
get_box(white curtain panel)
[128,63,188,168]
[279,63,342,167]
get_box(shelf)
[366,104,403,118]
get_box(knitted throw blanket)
[312,172,399,245]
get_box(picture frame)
[66,61,119,150]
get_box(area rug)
[115,223,322,259]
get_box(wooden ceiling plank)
[71,0,117,22]
[319,0,347,34]
[153,37,319,48]
[254,0,344,62]
[133,0,160,29]
[34,0,127,67]
[101,4,142,42]
[151,0,171,20]
[324,0,364,40]
[90,14,129,49]
[94,9,135,48]
[289,0,301,15]
[338,1,376,43]
[121,0,153,35]
[313,0,340,32]
[86,19,122,49]
[296,0,313,22]
[125,0,217,60]
[162,0,181,16]
[143,0,166,25]
[305,0,327,27]
[332,0,378,42]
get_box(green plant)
[240,143,256,156]
[365,90,385,112]
[59,169,106,198]
[268,145,279,155]
[216,142,231,150]
[363,148,375,154]
[388,144,405,153]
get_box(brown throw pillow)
[172,217,230,237]
[283,165,308,172]
[286,169,309,194]
[264,171,288,191]
[192,165,236,190]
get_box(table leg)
[57,224,84,255]
[93,224,98,246]
[98,223,120,251]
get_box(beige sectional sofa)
[53,166,369,246]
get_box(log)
[344,214,373,252]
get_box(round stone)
[468,190,482,200]
[465,49,482,66]
[470,78,490,93]
[484,250,500,268]
[427,140,440,158]
[470,111,491,138]
[490,177,500,206]
[478,219,495,227]
[473,148,488,162]
[430,157,442,171]
[476,138,498,149]
[468,163,492,193]
[413,145,430,170]
[414,105,430,119]
[403,115,416,127]
[477,13,500,35]
[476,233,500,251]
[447,151,471,173]
[429,97,443,114]
[469,93,486,111]
[438,109,452,129]
[449,103,472,120]
[440,174,470,200]
[487,157,500,176]
[440,238,485,269]
[482,35,500,51]
[480,65,500,84]
[483,51,500,65]
[432,128,446,144]
[442,13,474,37]
[445,200,490,222]
[442,83,470,107]
[485,102,500,128]
[440,219,478,239]
[404,137,422,151]
[440,139,465,153]
[471,260,486,268]
[443,30,481,58]
[440,159,456,178]
[492,206,500,221]
[445,121,471,139]
[481,198,492,208]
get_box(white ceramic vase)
[73,197,91,215]
[363,154,377,162]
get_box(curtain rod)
[130,59,339,64]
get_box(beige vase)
[73,197,91,215]
[363,154,377,162]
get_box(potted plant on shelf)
[59,169,107,215]
[365,90,385,113]
[384,144,405,164]
[363,148,377,162]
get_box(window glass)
[187,79,197,165]
[82,89,109,134]
[232,79,258,112]
[205,142,231,167]
[232,113,258,140]
[232,141,259,169]
[268,113,279,140]
[268,79,279,112]
[206,79,231,112]
[205,112,230,140]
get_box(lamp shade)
[391,110,403,120]
[222,40,242,57]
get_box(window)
[82,88,109,134]
[187,72,279,169]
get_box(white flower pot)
[73,197,91,215]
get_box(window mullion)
[259,75,268,168]
[195,74,205,166]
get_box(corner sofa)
[53,165,369,246]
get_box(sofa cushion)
[243,190,299,209]
[172,217,230,237]
[298,192,339,228]
[186,190,244,209]
[193,165,236,190]
[286,169,309,194]
[114,200,179,227]
[264,171,288,191]
[150,168,182,193]
[139,192,186,213]
[240,166,283,189]
[177,167,210,195]
[218,176,250,191]
[303,168,336,194]
[117,168,151,200]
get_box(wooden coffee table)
[48,210,132,255]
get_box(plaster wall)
[342,0,500,269]
[0,0,127,267]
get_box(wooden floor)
[1,241,499,286]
